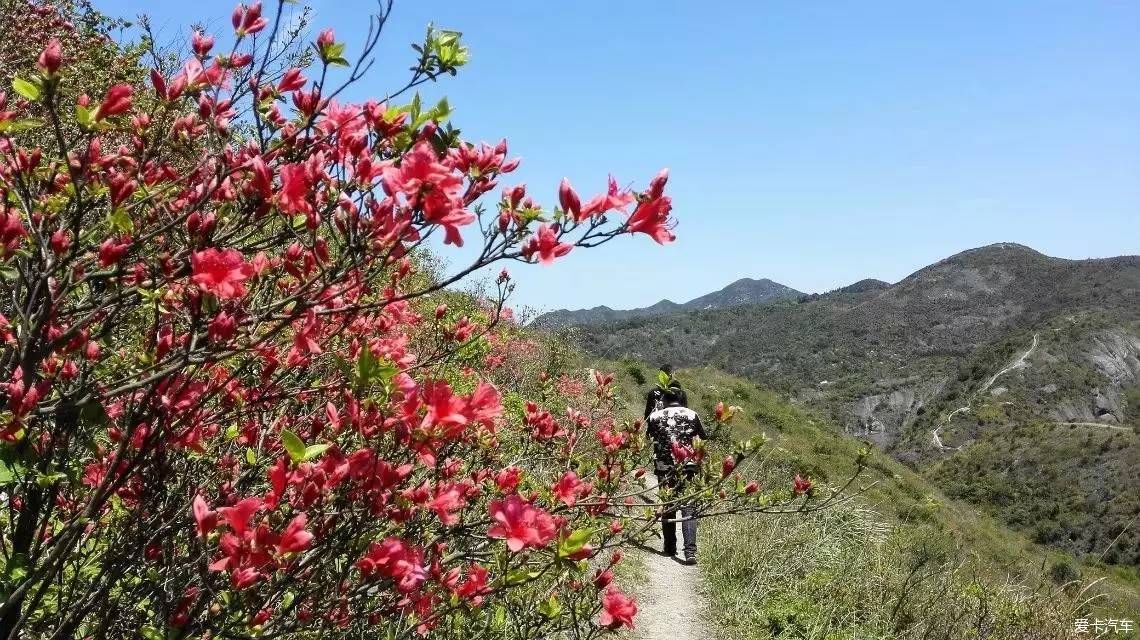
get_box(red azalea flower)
[494,467,522,493]
[421,380,468,432]
[356,537,427,592]
[627,195,674,245]
[465,381,503,426]
[231,566,260,590]
[218,497,262,536]
[278,162,314,217]
[276,513,313,555]
[207,311,237,343]
[429,484,466,526]
[455,564,491,604]
[793,474,813,496]
[98,236,132,267]
[522,223,572,265]
[191,248,255,300]
[670,441,693,463]
[95,84,133,120]
[487,494,557,552]
[192,495,216,537]
[278,67,306,93]
[581,175,636,217]
[552,470,585,507]
[598,586,637,629]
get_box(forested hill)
[554,242,1140,569]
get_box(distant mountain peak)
[835,278,891,294]
[533,277,803,327]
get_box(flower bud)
[721,455,736,477]
[559,178,581,220]
[49,229,70,255]
[192,30,215,58]
[38,39,62,75]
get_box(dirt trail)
[980,333,1039,394]
[932,333,1038,450]
[634,475,707,640]
[1053,421,1131,432]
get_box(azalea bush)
[0,2,861,638]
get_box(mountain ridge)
[533,277,803,327]
[553,241,1140,568]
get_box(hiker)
[645,382,706,565]
[644,364,687,419]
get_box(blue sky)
[99,0,1140,313]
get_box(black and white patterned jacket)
[646,405,706,474]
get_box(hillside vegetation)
[565,243,1140,573]
[603,364,1140,636]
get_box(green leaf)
[224,424,239,440]
[3,554,28,582]
[35,471,66,488]
[355,349,397,388]
[537,594,562,619]
[12,77,40,101]
[106,208,133,234]
[557,528,593,558]
[0,118,43,134]
[504,568,539,586]
[281,429,306,463]
[656,371,671,388]
[409,93,422,121]
[139,625,163,640]
[303,443,331,461]
[322,42,349,67]
[75,104,95,129]
[427,97,451,122]
[0,458,22,484]
[245,448,257,466]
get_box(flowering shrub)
[0,2,860,637]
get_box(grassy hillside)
[603,362,1140,636]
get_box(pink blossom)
[191,248,255,300]
[487,494,557,552]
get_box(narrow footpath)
[633,475,708,640]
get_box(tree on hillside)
[0,2,855,637]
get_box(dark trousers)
[660,468,697,557]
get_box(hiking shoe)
[682,555,697,566]
[662,546,676,557]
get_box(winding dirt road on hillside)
[634,475,706,640]
[932,333,1039,450]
